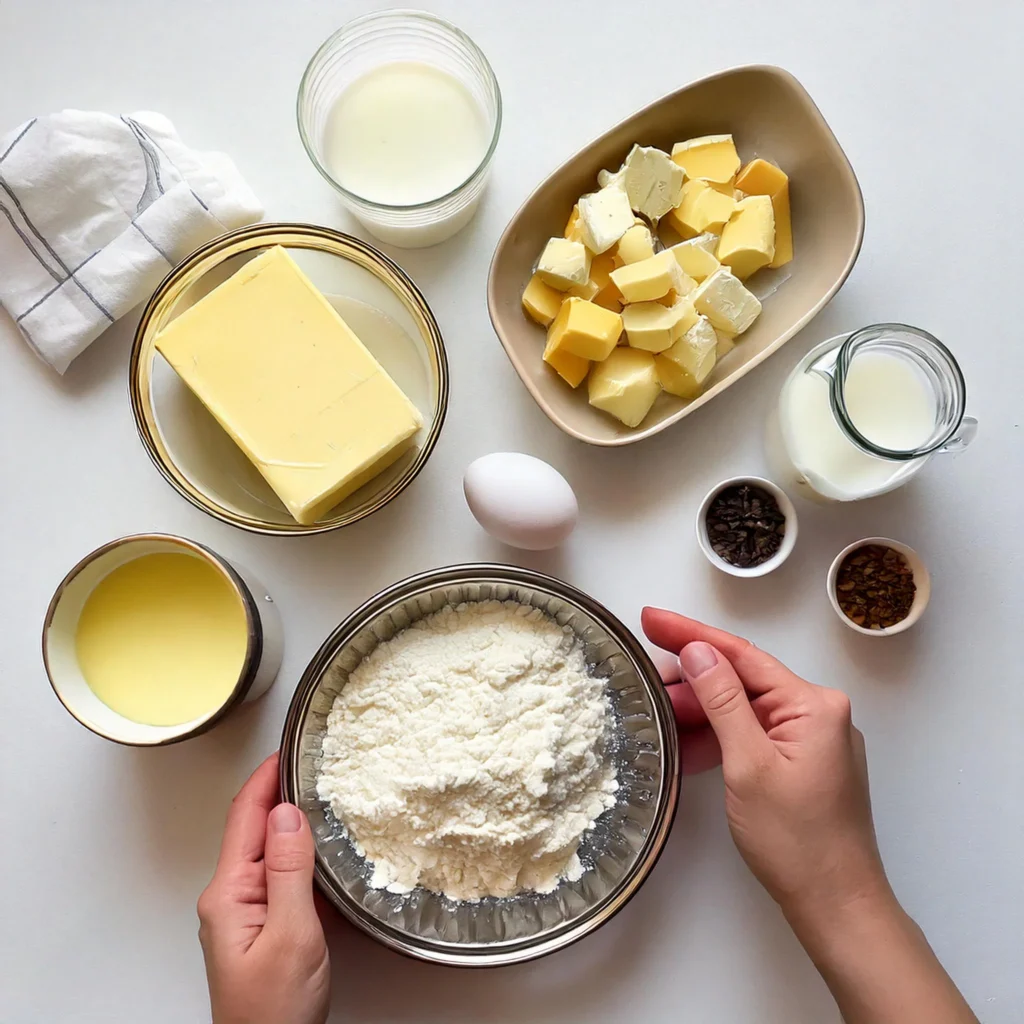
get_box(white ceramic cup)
[826,537,930,636]
[42,534,283,745]
[696,476,799,578]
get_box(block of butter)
[588,347,661,428]
[717,195,775,280]
[610,249,692,304]
[546,296,623,362]
[692,266,762,335]
[735,159,793,268]
[522,274,564,326]
[155,246,423,526]
[666,179,736,238]
[670,135,741,184]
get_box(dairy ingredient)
[316,601,618,901]
[779,350,935,499]
[75,553,247,725]
[322,61,489,206]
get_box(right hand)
[642,608,890,918]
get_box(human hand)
[642,608,889,919]
[198,752,330,1024]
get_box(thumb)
[263,803,319,940]
[680,642,771,766]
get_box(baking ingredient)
[617,224,656,265]
[537,237,590,290]
[835,545,916,629]
[670,134,741,183]
[155,246,423,525]
[546,296,623,362]
[778,349,935,500]
[705,484,786,569]
[716,195,775,279]
[610,249,691,304]
[656,315,718,398]
[623,298,698,352]
[666,179,737,238]
[75,553,246,726]
[600,144,685,220]
[669,237,720,281]
[588,347,661,427]
[464,453,578,549]
[735,159,793,268]
[321,61,488,206]
[543,332,590,387]
[316,601,618,900]
[693,267,762,335]
[522,274,564,326]
[577,186,635,253]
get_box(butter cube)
[543,332,590,389]
[716,330,736,359]
[522,274,563,326]
[610,249,689,303]
[690,232,721,253]
[717,196,775,280]
[665,179,736,238]
[735,159,793,268]
[669,238,720,281]
[671,135,741,183]
[767,185,793,268]
[567,278,600,300]
[155,246,422,526]
[693,267,762,335]
[578,186,635,253]
[623,298,699,352]
[588,348,661,428]
[546,296,623,361]
[589,250,618,290]
[659,314,718,379]
[592,282,623,313]
[617,224,656,265]
[564,205,583,241]
[536,237,589,290]
[616,144,685,220]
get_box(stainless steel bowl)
[280,564,680,966]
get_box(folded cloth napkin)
[0,110,263,373]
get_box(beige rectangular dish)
[487,65,864,446]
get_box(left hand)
[197,752,330,1024]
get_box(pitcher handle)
[940,416,978,454]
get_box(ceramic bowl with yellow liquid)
[42,534,283,746]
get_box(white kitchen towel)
[0,110,263,373]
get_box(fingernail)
[680,642,718,680]
[270,803,302,834]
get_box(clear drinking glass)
[297,10,501,248]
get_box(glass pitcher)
[766,323,977,503]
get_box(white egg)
[464,453,578,551]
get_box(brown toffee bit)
[706,484,786,568]
[835,545,916,629]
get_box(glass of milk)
[298,10,501,248]
[767,324,977,503]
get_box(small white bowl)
[696,476,798,578]
[826,537,930,636]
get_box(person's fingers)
[641,608,803,695]
[263,803,320,943]
[666,680,708,730]
[215,752,280,874]
[679,642,772,764]
[679,725,722,774]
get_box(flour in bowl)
[316,600,619,901]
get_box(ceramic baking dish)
[487,65,864,446]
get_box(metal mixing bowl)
[280,564,680,966]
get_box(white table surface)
[2,1,1022,1020]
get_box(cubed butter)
[567,278,600,301]
[589,250,618,290]
[592,282,623,313]
[717,195,775,280]
[578,186,635,253]
[735,159,793,268]
[616,144,685,220]
[564,205,583,241]
[546,296,623,361]
[610,249,688,303]
[617,224,656,265]
[693,267,762,335]
[671,134,741,183]
[669,238,720,281]
[622,298,699,352]
[536,237,589,290]
[665,179,736,238]
[656,316,718,399]
[522,274,564,326]
[715,330,736,359]
[655,356,703,399]
[155,246,423,526]
[543,332,590,389]
[588,348,661,428]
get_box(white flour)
[316,600,618,901]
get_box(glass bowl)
[129,223,448,536]
[297,10,501,248]
[279,564,680,966]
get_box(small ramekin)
[696,476,798,578]
[42,534,283,746]
[826,537,930,636]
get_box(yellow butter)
[735,159,793,268]
[655,356,702,399]
[666,179,736,238]
[543,333,590,388]
[669,238,720,282]
[671,135,741,183]
[610,249,690,303]
[588,347,661,428]
[522,273,563,326]
[616,224,656,265]
[623,298,698,353]
[717,195,775,280]
[546,296,623,362]
[155,246,423,526]
[537,236,590,290]
[659,314,718,381]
